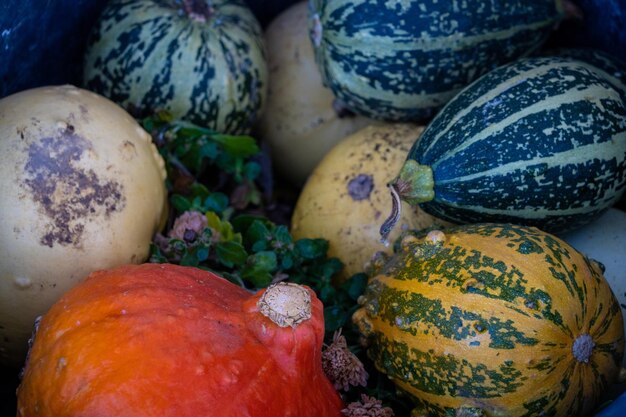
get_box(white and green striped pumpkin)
[384,56,626,236]
[354,224,624,417]
[308,0,565,121]
[83,0,267,134]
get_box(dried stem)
[182,0,213,22]
[379,183,401,246]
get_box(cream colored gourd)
[0,85,167,366]
[291,123,453,282]
[256,1,375,186]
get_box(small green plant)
[143,111,263,213]
[144,113,410,415]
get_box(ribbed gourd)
[84,0,267,134]
[552,48,626,102]
[354,223,625,417]
[308,0,565,121]
[383,56,626,237]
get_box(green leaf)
[295,239,329,260]
[250,251,277,271]
[148,243,168,263]
[281,253,294,270]
[273,225,293,246]
[180,250,200,267]
[231,214,270,233]
[190,182,211,200]
[215,241,248,268]
[203,211,239,242]
[171,194,192,213]
[195,246,210,263]
[245,220,271,249]
[320,284,336,302]
[142,117,155,132]
[318,258,344,280]
[342,273,368,301]
[205,211,222,232]
[241,268,273,288]
[204,192,229,213]
[211,134,259,158]
[200,140,219,160]
[324,305,348,333]
[244,161,262,181]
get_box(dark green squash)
[309,0,565,121]
[383,56,626,237]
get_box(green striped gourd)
[308,0,565,121]
[84,0,267,134]
[354,224,624,417]
[552,48,626,102]
[384,56,626,237]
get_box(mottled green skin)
[84,0,267,134]
[400,57,626,233]
[309,0,563,121]
[356,224,624,417]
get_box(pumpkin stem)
[380,160,435,243]
[572,334,595,363]
[182,0,213,23]
[257,282,312,327]
[393,160,436,205]
[379,183,401,246]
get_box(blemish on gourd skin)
[13,276,32,290]
[119,140,138,161]
[20,125,126,248]
[347,174,374,201]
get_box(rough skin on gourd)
[355,223,624,417]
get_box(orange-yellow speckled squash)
[353,223,624,417]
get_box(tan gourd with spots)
[0,85,167,366]
[291,123,453,282]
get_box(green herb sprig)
[143,111,262,213]
[145,114,407,415]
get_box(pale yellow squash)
[291,123,453,282]
[0,85,167,366]
[256,1,375,186]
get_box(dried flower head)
[322,330,368,392]
[342,394,394,417]
[169,210,208,241]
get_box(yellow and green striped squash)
[354,223,624,417]
[84,0,267,135]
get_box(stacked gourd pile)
[1,0,625,416]
[291,2,626,416]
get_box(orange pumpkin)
[17,263,343,417]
